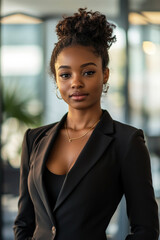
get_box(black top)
[43,167,66,210]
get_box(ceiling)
[1,0,119,19]
[1,0,160,25]
[2,0,160,19]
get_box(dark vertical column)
[0,104,3,240]
[41,21,46,123]
[120,0,130,123]
[0,1,4,238]
[114,0,130,239]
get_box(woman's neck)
[67,107,102,130]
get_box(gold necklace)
[65,119,100,142]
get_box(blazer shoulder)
[113,119,144,139]
[28,122,58,137]
[24,122,58,154]
[112,120,145,162]
[102,110,143,138]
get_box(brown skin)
[46,45,109,175]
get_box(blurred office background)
[0,0,160,239]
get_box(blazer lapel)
[32,114,67,223]
[53,110,115,212]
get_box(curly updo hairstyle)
[50,8,116,80]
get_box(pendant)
[69,139,72,143]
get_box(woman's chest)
[46,130,92,175]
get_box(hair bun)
[56,8,116,49]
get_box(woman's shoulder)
[102,110,143,138]
[27,122,58,137]
[112,119,144,148]
[113,119,143,135]
[23,122,58,148]
[26,113,68,139]
[23,122,59,155]
[109,119,147,164]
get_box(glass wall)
[129,24,160,135]
[128,21,160,234]
[1,21,44,239]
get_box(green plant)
[2,84,42,127]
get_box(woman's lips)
[70,92,88,101]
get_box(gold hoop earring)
[56,87,62,100]
[103,83,109,93]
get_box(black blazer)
[13,110,159,240]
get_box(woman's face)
[55,45,109,111]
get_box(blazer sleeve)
[13,129,35,240]
[121,130,159,240]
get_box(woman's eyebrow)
[58,65,71,70]
[80,62,97,68]
[58,62,97,70]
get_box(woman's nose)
[71,75,84,88]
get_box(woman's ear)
[103,68,110,84]
[56,79,59,88]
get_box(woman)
[13,8,159,240]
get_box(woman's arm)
[13,129,35,240]
[121,130,159,240]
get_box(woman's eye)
[83,71,95,76]
[59,73,71,79]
